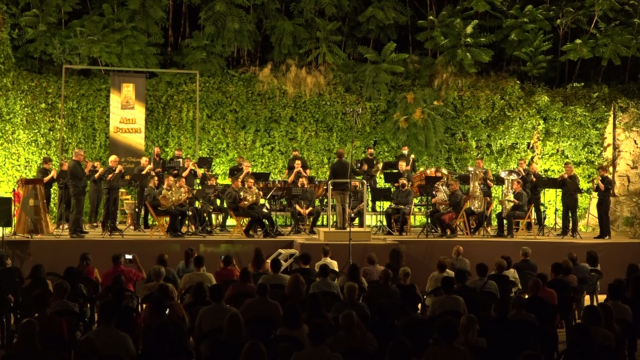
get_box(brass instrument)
[159,186,178,210]
[434,180,451,213]
[467,167,486,214]
[499,170,521,212]
[240,186,261,208]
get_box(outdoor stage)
[5,227,639,288]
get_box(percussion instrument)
[412,171,427,196]
[124,201,136,226]
[15,178,52,235]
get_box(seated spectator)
[24,264,53,292]
[179,255,216,295]
[3,319,51,360]
[140,318,191,360]
[508,294,539,325]
[330,282,370,324]
[513,246,538,276]
[425,256,455,306]
[214,255,240,284]
[500,255,521,291]
[183,282,212,329]
[326,310,378,356]
[606,281,632,322]
[597,302,624,359]
[62,266,89,309]
[560,259,578,287]
[291,252,317,286]
[456,314,487,348]
[140,265,178,301]
[625,263,640,292]
[224,267,257,303]
[581,305,616,351]
[450,245,470,272]
[338,263,368,295]
[285,273,307,308]
[423,317,471,360]
[547,263,574,323]
[534,273,558,305]
[362,268,400,312]
[96,274,138,309]
[562,323,599,360]
[144,253,180,289]
[292,320,342,360]
[315,246,339,272]
[309,264,342,298]
[49,280,80,314]
[525,278,559,357]
[218,311,247,360]
[77,252,102,283]
[487,258,513,299]
[395,266,422,313]
[240,341,268,360]
[277,304,309,345]
[385,247,405,284]
[302,294,334,328]
[195,284,238,356]
[73,336,99,360]
[101,253,146,291]
[250,247,270,273]
[176,247,206,278]
[427,276,467,318]
[84,299,137,360]
[453,269,481,316]
[361,252,385,282]
[240,283,282,323]
[258,258,290,287]
[142,283,188,328]
[567,252,590,280]
[32,290,67,356]
[467,262,499,298]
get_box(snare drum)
[124,200,136,226]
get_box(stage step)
[317,228,372,242]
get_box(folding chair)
[391,203,414,235]
[146,202,169,238]
[454,201,470,236]
[515,204,536,239]
[470,201,494,237]
[229,210,249,237]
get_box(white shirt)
[427,294,467,318]
[315,257,339,271]
[425,270,454,306]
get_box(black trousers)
[102,189,120,228]
[385,207,410,232]
[154,208,180,233]
[135,187,149,228]
[291,208,321,229]
[349,209,364,227]
[464,208,484,233]
[56,188,71,226]
[597,197,611,237]
[44,189,52,213]
[364,176,377,209]
[174,205,191,231]
[497,210,527,235]
[483,192,493,226]
[529,194,543,229]
[562,197,578,234]
[88,187,102,224]
[234,209,266,234]
[248,205,276,229]
[433,211,455,233]
[69,187,86,234]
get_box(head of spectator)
[194,255,206,271]
[322,246,332,259]
[240,341,267,360]
[286,273,306,300]
[111,254,124,266]
[510,295,527,313]
[96,298,119,328]
[528,278,542,297]
[435,317,459,345]
[239,267,252,284]
[339,310,358,333]
[209,284,224,303]
[281,304,304,330]
[78,252,93,271]
[52,280,71,301]
[256,283,269,298]
[183,247,196,269]
[454,268,469,287]
[597,302,618,334]
[550,262,564,278]
[221,255,234,269]
[14,318,40,352]
[380,268,392,285]
[452,245,464,259]
[388,247,404,269]
[155,253,170,269]
[308,320,331,347]
[344,282,359,303]
[520,246,532,260]
[567,252,580,267]
[27,264,47,282]
[318,263,331,280]
[585,250,599,268]
[366,253,378,267]
[63,266,80,286]
[298,252,312,268]
[536,273,549,287]
[560,259,573,277]
[399,266,412,285]
[476,263,489,278]
[385,338,412,360]
[149,265,166,283]
[111,274,126,288]
[607,281,625,301]
[223,311,245,341]
[582,305,604,328]
[346,263,362,284]
[251,247,267,272]
[190,282,209,303]
[436,256,450,274]
[459,314,480,343]
[625,263,640,285]
[501,255,513,271]
[155,283,175,303]
[0,254,11,268]
[270,258,283,274]
[441,276,455,295]
[494,258,507,275]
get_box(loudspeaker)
[0,197,11,228]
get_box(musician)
[558,162,580,237]
[517,159,531,197]
[175,177,201,234]
[396,145,416,173]
[150,146,165,185]
[329,148,365,230]
[427,169,445,228]
[225,177,271,238]
[288,159,308,184]
[290,177,321,234]
[494,179,528,238]
[201,172,229,232]
[132,157,153,231]
[475,157,494,226]
[528,163,544,233]
[286,149,310,178]
[36,156,56,211]
[396,161,412,186]
[88,161,104,229]
[232,161,252,185]
[228,156,244,182]
[181,158,202,205]
[244,176,282,236]
[168,148,184,176]
[349,181,365,228]
[432,180,464,238]
[362,146,379,212]
[68,149,92,238]
[55,160,71,229]
[145,176,182,238]
[594,165,613,239]
[385,177,413,235]
[102,155,124,232]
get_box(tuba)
[500,170,521,212]
[468,167,486,214]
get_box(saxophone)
[468,167,486,214]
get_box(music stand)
[457,174,470,186]
[539,177,561,235]
[194,188,216,235]
[19,189,40,239]
[197,157,213,170]
[417,176,442,238]
[252,172,271,183]
[286,187,309,235]
[382,161,398,172]
[371,188,394,235]
[383,172,402,187]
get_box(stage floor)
[6,227,638,290]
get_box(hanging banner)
[109,73,146,177]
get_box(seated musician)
[175,177,203,235]
[396,161,413,187]
[145,176,182,238]
[349,181,365,228]
[232,161,252,186]
[291,177,321,235]
[385,177,413,235]
[225,177,272,238]
[201,171,229,232]
[427,169,444,230]
[494,179,528,238]
[288,159,308,184]
[431,180,464,238]
[244,176,283,236]
[227,156,244,183]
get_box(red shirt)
[101,265,144,291]
[214,267,240,283]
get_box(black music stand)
[536,177,558,236]
[417,176,442,238]
[129,173,149,233]
[252,172,271,183]
[197,157,213,170]
[383,172,402,188]
[286,187,309,235]
[194,188,216,235]
[457,174,470,186]
[382,161,398,172]
[371,188,394,235]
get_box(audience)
[337,263,368,292]
[606,281,633,322]
[425,256,455,305]
[145,253,181,289]
[100,253,146,291]
[326,310,378,356]
[567,251,591,280]
[77,252,102,283]
[240,341,268,360]
[291,252,317,286]
[456,314,487,348]
[285,273,307,307]
[24,264,53,292]
[581,305,616,351]
[179,255,216,295]
[534,273,558,305]
[141,283,188,328]
[292,320,342,360]
[176,247,203,278]
[500,255,521,291]
[183,282,212,328]
[427,276,467,318]
[624,263,640,291]
[423,317,470,360]
[195,284,238,356]
[309,264,342,298]
[250,247,270,273]
[257,258,290,287]
[140,265,178,301]
[224,267,257,303]
[395,266,422,313]
[450,245,470,272]
[385,247,405,284]
[508,294,539,325]
[315,246,339,271]
[513,246,537,275]
[560,258,579,287]
[214,255,240,283]
[277,304,309,345]
[330,282,370,324]
[361,252,385,282]
[487,258,513,299]
[363,268,400,312]
[239,283,283,323]
[49,280,80,313]
[585,250,601,295]
[467,262,499,298]
[3,319,50,360]
[84,299,137,360]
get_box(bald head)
[453,245,463,258]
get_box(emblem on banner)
[121,83,135,110]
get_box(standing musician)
[181,157,202,206]
[517,158,531,197]
[288,159,308,184]
[594,165,613,239]
[396,145,416,173]
[558,162,580,237]
[431,180,464,238]
[168,148,184,177]
[201,171,229,232]
[349,181,365,228]
[102,155,124,232]
[528,163,544,233]
[385,177,413,235]
[396,161,412,186]
[88,161,104,229]
[55,160,71,229]
[150,146,165,185]
[494,179,528,238]
[146,175,182,238]
[243,176,282,236]
[290,177,321,234]
[475,157,494,226]
[225,177,270,238]
[361,146,379,212]
[233,161,252,185]
[228,156,244,182]
[285,149,310,178]
[68,149,92,238]
[36,156,56,212]
[329,148,365,230]
[133,157,153,231]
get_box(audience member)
[139,318,191,360]
[361,252,385,282]
[100,254,146,291]
[597,302,624,358]
[395,266,422,313]
[224,267,257,303]
[179,255,216,295]
[423,317,471,360]
[567,252,590,280]
[277,304,309,345]
[85,299,137,360]
[285,273,307,307]
[3,319,50,360]
[96,274,138,308]
[606,281,632,321]
[500,255,521,291]
[62,266,89,309]
[77,252,102,283]
[560,259,579,287]
[141,283,188,328]
[585,250,601,293]
[140,265,178,301]
[562,323,599,360]
[363,268,400,311]
[513,246,538,276]
[326,310,378,356]
[303,293,335,328]
[32,290,68,357]
[427,276,467,318]
[214,255,240,283]
[534,273,558,305]
[487,258,513,299]
[183,282,212,329]
[195,284,238,356]
[425,256,455,305]
[467,262,499,298]
[49,279,80,313]
[291,320,342,360]
[315,246,339,271]
[258,258,290,287]
[453,268,481,316]
[176,247,205,278]
[309,264,342,298]
[456,314,487,348]
[240,341,268,360]
[581,305,616,350]
[625,263,640,292]
[385,247,404,284]
[508,295,539,325]
[291,252,317,283]
[240,283,283,323]
[216,311,246,360]
[450,245,470,272]
[24,264,53,292]
[338,263,368,293]
[250,247,270,273]
[73,336,99,360]
[330,282,370,324]
[144,253,180,289]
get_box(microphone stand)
[346,108,361,265]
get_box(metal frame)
[58,65,200,160]
[327,179,368,230]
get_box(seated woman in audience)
[338,263,368,293]
[77,252,101,283]
[176,247,206,278]
[277,304,308,345]
[560,259,578,287]
[292,320,342,360]
[456,314,487,349]
[500,255,521,293]
[214,311,246,360]
[97,274,138,309]
[395,266,422,313]
[50,279,80,314]
[562,323,600,360]
[183,282,212,329]
[140,265,178,301]
[385,247,405,284]
[487,258,513,299]
[23,264,53,292]
[250,247,271,273]
[145,253,181,289]
[142,283,188,328]
[584,250,601,295]
[425,257,455,306]
[285,273,307,308]
[62,266,89,308]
